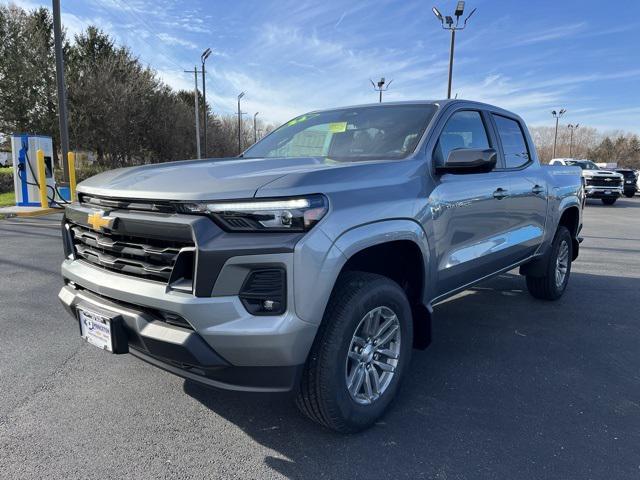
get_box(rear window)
[492,115,530,169]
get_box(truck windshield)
[243,104,438,161]
[566,160,600,170]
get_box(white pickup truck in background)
[550,158,624,205]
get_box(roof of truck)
[310,99,520,118]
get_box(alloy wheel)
[555,240,569,288]
[345,306,401,405]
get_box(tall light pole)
[552,109,566,158]
[201,48,212,156]
[253,112,259,144]
[432,2,477,99]
[568,123,579,158]
[370,77,393,102]
[183,66,201,159]
[237,92,245,155]
[52,0,70,182]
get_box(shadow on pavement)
[184,272,640,479]
[585,198,640,208]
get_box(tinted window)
[434,111,490,166]
[493,115,530,168]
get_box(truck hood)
[77,156,369,201]
[582,169,622,178]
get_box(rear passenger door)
[428,109,516,296]
[490,113,548,262]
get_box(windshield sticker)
[285,113,319,128]
[328,122,347,133]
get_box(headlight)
[183,195,328,232]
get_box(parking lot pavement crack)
[0,343,84,430]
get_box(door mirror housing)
[436,148,497,174]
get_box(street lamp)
[568,123,579,157]
[370,77,393,103]
[551,109,566,159]
[432,2,477,99]
[237,92,245,155]
[201,48,212,155]
[253,112,259,144]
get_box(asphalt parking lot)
[1,199,639,480]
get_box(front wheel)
[602,197,617,205]
[624,192,635,198]
[526,226,572,300]
[295,272,413,433]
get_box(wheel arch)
[332,220,432,349]
[558,205,581,260]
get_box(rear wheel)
[526,226,572,300]
[295,272,413,433]
[602,197,617,205]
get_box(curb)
[16,208,61,217]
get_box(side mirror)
[436,148,497,174]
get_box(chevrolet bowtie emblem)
[87,211,116,231]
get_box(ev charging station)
[11,133,62,207]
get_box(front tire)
[624,192,635,198]
[295,272,413,433]
[526,226,572,300]
[602,197,617,205]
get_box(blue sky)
[8,0,640,132]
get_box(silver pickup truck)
[59,100,583,432]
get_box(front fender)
[292,219,430,325]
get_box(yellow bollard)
[36,149,48,208]
[68,151,77,202]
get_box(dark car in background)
[615,169,638,198]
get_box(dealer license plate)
[78,308,113,352]
[605,190,611,194]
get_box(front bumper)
[584,185,622,198]
[58,268,314,391]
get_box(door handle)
[532,185,545,195]
[493,188,508,200]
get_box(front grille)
[69,223,193,282]
[586,176,621,187]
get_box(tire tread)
[295,272,399,432]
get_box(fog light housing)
[239,268,286,316]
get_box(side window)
[492,115,530,169]
[433,110,490,166]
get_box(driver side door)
[427,109,515,297]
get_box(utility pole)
[201,48,212,156]
[552,109,566,158]
[432,2,477,99]
[184,67,201,159]
[237,92,245,155]
[52,0,70,182]
[370,77,392,102]
[568,123,579,157]
[253,112,259,143]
